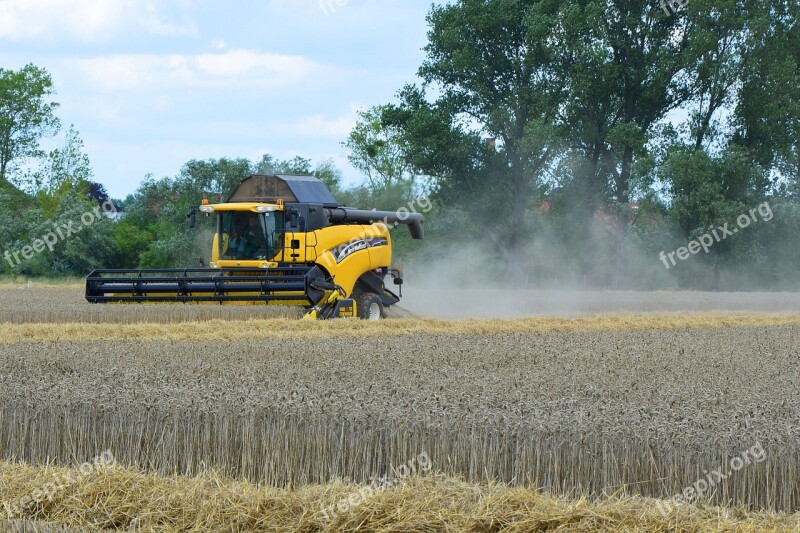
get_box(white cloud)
[195,50,312,81]
[285,114,357,139]
[140,2,198,37]
[68,50,320,92]
[279,106,361,139]
[0,0,196,42]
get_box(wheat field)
[1,285,800,531]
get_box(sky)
[0,0,433,199]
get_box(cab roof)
[227,175,339,207]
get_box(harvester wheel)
[357,292,385,320]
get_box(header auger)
[86,175,424,319]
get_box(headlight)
[254,205,279,213]
[199,206,214,213]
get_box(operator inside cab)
[221,212,280,260]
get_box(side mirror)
[187,207,197,229]
[393,277,403,286]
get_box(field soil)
[3,283,800,321]
[1,284,799,531]
[400,287,800,318]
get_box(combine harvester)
[85,175,423,319]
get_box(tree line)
[352,0,799,290]
[1,0,798,289]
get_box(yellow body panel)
[87,176,412,319]
[310,223,392,296]
[207,204,393,298]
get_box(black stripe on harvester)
[85,266,328,305]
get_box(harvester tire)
[357,292,385,320]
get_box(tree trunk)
[712,262,720,291]
[712,247,721,291]
[507,160,528,283]
[611,147,633,289]
[613,214,627,289]
[0,143,8,183]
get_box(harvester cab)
[86,175,424,320]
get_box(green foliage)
[732,0,799,191]
[348,0,800,290]
[4,190,116,276]
[0,190,34,275]
[115,154,349,269]
[344,106,418,194]
[254,154,315,176]
[116,173,209,268]
[138,230,202,269]
[109,220,153,268]
[5,8,799,295]
[33,125,92,194]
[313,159,343,193]
[414,0,564,256]
[180,157,253,200]
[380,87,495,253]
[658,144,791,289]
[0,64,60,186]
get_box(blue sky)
[0,0,433,199]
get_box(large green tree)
[655,0,796,289]
[550,0,739,286]
[345,106,419,193]
[180,157,253,202]
[377,0,566,277]
[37,125,92,193]
[0,64,60,185]
[733,0,799,194]
[373,0,778,287]
[422,0,564,256]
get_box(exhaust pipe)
[326,208,424,239]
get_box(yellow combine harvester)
[85,175,424,319]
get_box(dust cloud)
[394,234,800,320]
[395,288,800,319]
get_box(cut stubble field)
[1,285,799,532]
